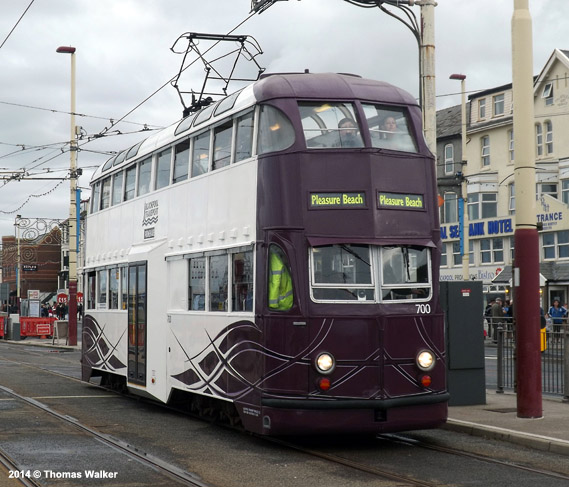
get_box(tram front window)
[363,104,417,153]
[310,244,374,301]
[380,246,431,300]
[299,102,363,149]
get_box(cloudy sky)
[0,0,565,237]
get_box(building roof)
[493,263,569,284]
[436,104,462,139]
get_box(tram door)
[128,262,147,385]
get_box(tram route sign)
[309,191,366,209]
[377,191,424,210]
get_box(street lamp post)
[56,45,78,347]
[449,73,469,280]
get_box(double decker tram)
[83,72,449,435]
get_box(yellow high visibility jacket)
[268,250,293,310]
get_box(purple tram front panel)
[233,73,448,435]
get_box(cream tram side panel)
[166,159,258,401]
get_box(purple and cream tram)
[83,72,448,435]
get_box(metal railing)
[491,316,569,400]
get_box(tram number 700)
[415,304,431,314]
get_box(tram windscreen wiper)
[339,245,370,266]
[403,247,411,282]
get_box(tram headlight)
[315,353,335,374]
[416,350,435,371]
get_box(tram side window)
[213,121,233,170]
[268,245,294,311]
[100,177,111,210]
[257,105,295,155]
[310,244,374,302]
[155,148,171,190]
[298,102,363,149]
[189,257,206,310]
[137,157,152,196]
[97,269,107,309]
[235,111,254,162]
[109,267,119,309]
[173,140,190,183]
[112,171,124,205]
[192,131,210,177]
[90,183,101,213]
[124,166,136,201]
[380,246,431,301]
[233,251,253,311]
[120,267,128,310]
[87,271,96,309]
[210,255,228,312]
[363,104,418,153]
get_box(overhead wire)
[0,0,37,51]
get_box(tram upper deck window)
[363,104,417,152]
[257,105,295,155]
[137,157,152,196]
[380,246,431,301]
[112,172,123,205]
[299,102,363,149]
[173,140,190,183]
[213,121,233,170]
[155,148,171,190]
[310,244,374,302]
[192,131,210,177]
[235,111,254,162]
[100,177,111,210]
[91,182,101,213]
[124,166,136,201]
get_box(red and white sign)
[57,293,68,304]
[461,288,471,297]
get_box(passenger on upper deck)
[337,117,363,148]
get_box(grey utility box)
[440,280,486,406]
[8,319,20,341]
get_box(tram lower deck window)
[309,244,432,303]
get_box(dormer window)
[493,94,505,116]
[542,83,553,106]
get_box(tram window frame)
[209,254,228,312]
[155,148,172,190]
[112,171,124,206]
[120,266,128,310]
[97,269,108,309]
[232,250,254,312]
[191,130,211,177]
[363,104,418,153]
[298,102,363,149]
[108,267,119,309]
[91,182,101,213]
[380,246,432,302]
[100,177,112,210]
[137,156,152,197]
[309,244,375,302]
[257,104,295,155]
[308,245,432,304]
[235,110,255,163]
[173,139,191,184]
[124,165,137,201]
[87,271,96,309]
[188,256,206,311]
[213,120,233,170]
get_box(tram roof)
[92,72,417,182]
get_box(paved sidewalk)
[446,389,569,455]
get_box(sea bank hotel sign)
[439,195,568,282]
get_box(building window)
[481,135,490,166]
[545,120,553,154]
[452,241,461,266]
[480,238,504,264]
[562,180,569,205]
[478,99,486,120]
[508,129,514,162]
[543,231,569,260]
[508,183,515,215]
[493,94,505,116]
[510,236,515,262]
[441,243,447,267]
[536,124,543,156]
[468,193,497,220]
[538,183,558,199]
[444,192,458,223]
[444,143,454,175]
[542,83,553,106]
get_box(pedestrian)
[485,298,495,338]
[490,297,504,343]
[547,298,567,342]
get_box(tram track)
[0,384,215,487]
[0,447,41,487]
